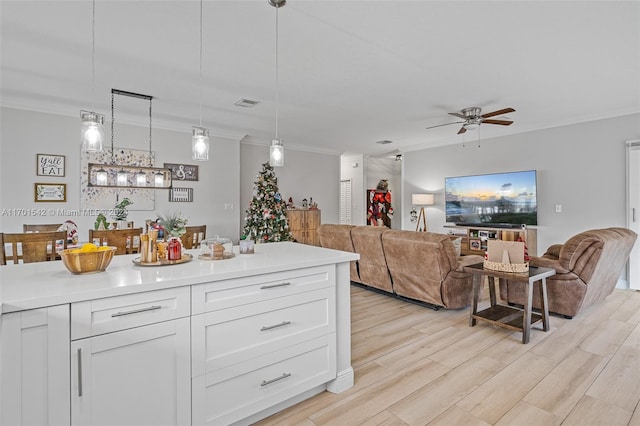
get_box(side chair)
[2,231,67,264]
[181,225,207,249]
[89,228,143,255]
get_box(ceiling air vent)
[376,140,393,145]
[234,98,259,108]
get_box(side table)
[463,263,556,344]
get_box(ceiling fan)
[426,107,515,134]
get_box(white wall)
[239,143,340,234]
[403,113,640,285]
[0,107,241,241]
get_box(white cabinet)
[1,305,70,426]
[191,265,337,425]
[71,288,191,426]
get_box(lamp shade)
[270,139,284,167]
[412,193,434,205]
[192,127,209,161]
[80,111,104,152]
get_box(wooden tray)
[198,252,235,261]
[132,253,193,266]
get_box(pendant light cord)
[149,98,153,166]
[199,0,203,127]
[91,0,96,112]
[275,5,279,139]
[111,91,115,164]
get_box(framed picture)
[469,238,482,251]
[36,154,65,177]
[34,183,66,202]
[169,187,194,202]
[164,163,198,181]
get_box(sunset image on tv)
[445,170,537,226]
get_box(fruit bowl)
[60,246,117,274]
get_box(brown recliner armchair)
[499,227,637,318]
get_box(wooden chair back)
[2,231,67,264]
[181,225,206,249]
[23,224,62,232]
[0,233,6,265]
[89,228,143,255]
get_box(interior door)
[627,140,640,290]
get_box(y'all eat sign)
[37,154,65,177]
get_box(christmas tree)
[243,162,294,243]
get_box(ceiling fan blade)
[482,119,513,126]
[457,126,467,135]
[481,107,515,119]
[448,112,467,119]
[426,121,464,130]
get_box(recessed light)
[234,98,259,108]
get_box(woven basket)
[483,259,529,273]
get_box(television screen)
[445,170,537,226]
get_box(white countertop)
[0,242,358,314]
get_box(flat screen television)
[445,170,537,227]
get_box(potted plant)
[112,197,133,228]
[157,212,188,260]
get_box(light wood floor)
[256,284,640,426]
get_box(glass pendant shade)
[154,172,165,187]
[81,111,105,152]
[192,127,209,161]
[270,138,284,167]
[95,167,108,185]
[116,169,128,186]
[135,170,147,187]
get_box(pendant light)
[269,0,286,167]
[88,89,172,188]
[81,0,104,152]
[192,0,209,161]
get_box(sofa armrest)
[455,255,485,271]
[529,255,570,273]
[544,244,563,258]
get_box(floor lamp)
[412,193,434,232]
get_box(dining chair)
[181,225,206,249]
[3,231,68,264]
[0,233,6,265]
[89,228,143,255]
[23,223,63,232]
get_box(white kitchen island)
[0,242,358,426]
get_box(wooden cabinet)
[191,265,337,425]
[446,225,537,257]
[70,289,191,426]
[1,305,70,426]
[288,209,321,246]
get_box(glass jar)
[167,237,182,261]
[201,236,233,257]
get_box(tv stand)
[445,225,537,257]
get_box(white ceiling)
[2,1,639,156]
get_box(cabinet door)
[307,210,321,230]
[71,318,190,426]
[287,210,303,231]
[1,305,70,426]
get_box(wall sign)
[37,154,65,177]
[169,187,194,202]
[164,163,199,181]
[34,183,67,202]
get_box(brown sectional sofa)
[499,227,637,318]
[318,224,483,310]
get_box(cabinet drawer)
[192,335,336,426]
[192,287,335,376]
[71,287,190,340]
[192,265,334,315]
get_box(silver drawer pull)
[111,305,162,317]
[77,348,83,397]
[261,372,291,387]
[260,321,291,331]
[260,282,291,289]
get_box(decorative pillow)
[451,237,462,257]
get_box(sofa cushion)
[350,226,393,292]
[317,224,360,283]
